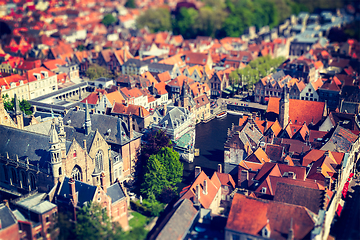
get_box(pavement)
[330,175,360,239]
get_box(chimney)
[162,104,167,116]
[195,166,201,177]
[325,176,331,190]
[100,172,107,193]
[288,218,294,240]
[217,164,222,173]
[204,180,207,195]
[91,109,95,114]
[3,199,9,208]
[83,139,87,151]
[129,114,134,139]
[239,169,249,188]
[69,178,77,206]
[196,184,201,200]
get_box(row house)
[299,78,323,101]
[183,65,212,83]
[109,48,134,73]
[193,94,211,123]
[0,74,29,100]
[120,87,149,109]
[208,70,229,98]
[26,67,58,99]
[277,58,317,83]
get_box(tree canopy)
[2,94,33,115]
[58,202,124,240]
[136,8,172,33]
[124,0,136,9]
[85,64,114,81]
[102,14,117,27]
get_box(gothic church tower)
[279,86,290,129]
[49,120,63,184]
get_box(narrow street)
[330,176,360,239]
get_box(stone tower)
[279,86,290,129]
[85,100,91,135]
[57,116,67,158]
[14,94,24,129]
[180,79,190,110]
[49,120,63,183]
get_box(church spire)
[85,100,91,135]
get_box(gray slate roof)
[107,182,126,204]
[158,106,191,130]
[0,203,17,230]
[15,193,56,214]
[0,125,71,168]
[153,198,198,240]
[58,176,97,207]
[63,108,142,146]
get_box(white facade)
[300,82,319,101]
[29,74,58,99]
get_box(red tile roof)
[267,97,325,125]
[226,194,315,239]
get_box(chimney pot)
[217,164,222,173]
[195,166,201,177]
[69,178,77,206]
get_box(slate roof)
[150,199,198,240]
[226,194,315,239]
[274,182,324,214]
[58,176,97,207]
[0,203,17,230]
[158,106,191,130]
[0,124,71,168]
[63,108,142,146]
[107,182,126,204]
[321,125,358,152]
[15,193,56,214]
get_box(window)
[3,165,8,182]
[21,171,27,188]
[73,150,77,158]
[11,168,18,185]
[261,187,267,194]
[95,151,103,171]
[46,216,49,222]
[308,88,311,92]
[71,165,82,181]
[30,174,36,190]
[232,234,240,240]
[59,167,62,176]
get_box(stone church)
[0,97,118,196]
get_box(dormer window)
[261,187,267,194]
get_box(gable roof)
[150,198,198,240]
[179,171,220,209]
[266,97,325,125]
[226,194,315,239]
[105,91,125,105]
[0,203,17,230]
[107,182,126,204]
[212,172,236,188]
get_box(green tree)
[85,64,114,81]
[157,147,182,190]
[20,99,33,115]
[2,94,13,111]
[101,14,117,27]
[141,154,169,198]
[124,0,136,8]
[136,8,172,33]
[74,202,124,240]
[172,7,199,39]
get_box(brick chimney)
[162,104,167,116]
[69,178,77,206]
[203,180,208,195]
[239,169,249,188]
[100,172,107,193]
[195,166,201,178]
[129,114,134,139]
[217,164,222,173]
[196,184,201,200]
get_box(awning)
[336,204,343,217]
[222,90,231,94]
[265,97,269,101]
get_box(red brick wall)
[111,199,129,231]
[0,223,20,240]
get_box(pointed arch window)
[3,165,8,182]
[95,151,103,171]
[71,165,82,181]
[30,174,36,190]
[21,171,27,188]
[11,168,18,185]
